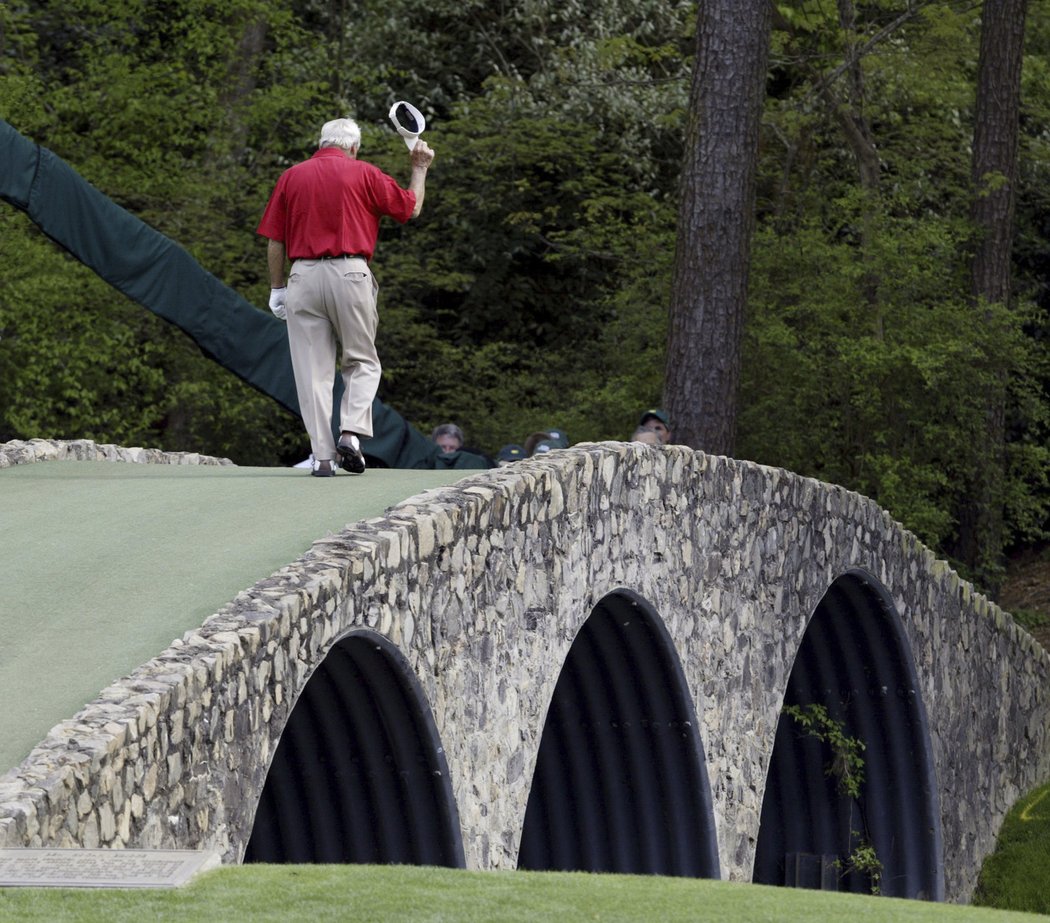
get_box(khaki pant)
[286,256,380,461]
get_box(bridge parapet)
[1,440,1046,903]
[0,437,232,468]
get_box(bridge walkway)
[0,460,472,774]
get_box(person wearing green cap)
[637,409,673,445]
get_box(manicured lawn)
[0,865,1043,922]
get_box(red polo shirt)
[257,147,416,261]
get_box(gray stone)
[1,438,1047,905]
[0,847,219,888]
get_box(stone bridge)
[2,441,1048,904]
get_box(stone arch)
[517,589,720,878]
[4,441,1046,903]
[243,629,464,867]
[753,570,944,899]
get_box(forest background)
[0,0,1048,599]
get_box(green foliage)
[363,7,688,448]
[747,1,1050,581]
[0,0,1048,583]
[2,0,690,461]
[742,208,1048,565]
[836,836,884,896]
[0,0,322,463]
[783,702,884,896]
[1010,607,1050,632]
[782,702,866,800]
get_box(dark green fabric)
[368,395,442,469]
[0,120,38,209]
[433,449,492,470]
[1,120,298,414]
[0,119,489,470]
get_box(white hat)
[389,100,425,151]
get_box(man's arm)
[267,238,287,288]
[265,238,289,320]
[408,141,435,218]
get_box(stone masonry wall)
[1,438,1047,903]
[0,438,233,468]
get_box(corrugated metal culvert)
[753,571,944,900]
[244,631,464,867]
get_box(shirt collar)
[312,147,354,161]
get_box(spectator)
[637,409,672,445]
[497,444,526,465]
[541,427,570,449]
[523,432,548,456]
[631,426,662,446]
[430,423,494,469]
[524,427,570,456]
[432,423,465,454]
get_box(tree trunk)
[830,0,883,335]
[218,16,268,158]
[953,0,1028,593]
[971,0,1026,307]
[663,0,773,454]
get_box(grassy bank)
[0,864,1044,923]
[973,781,1050,915]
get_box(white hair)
[318,118,361,151]
[431,423,464,444]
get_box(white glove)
[269,287,287,321]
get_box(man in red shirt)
[258,117,435,476]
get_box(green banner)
[1,119,487,469]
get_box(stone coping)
[0,438,232,468]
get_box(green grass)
[973,781,1050,915]
[0,865,1043,923]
